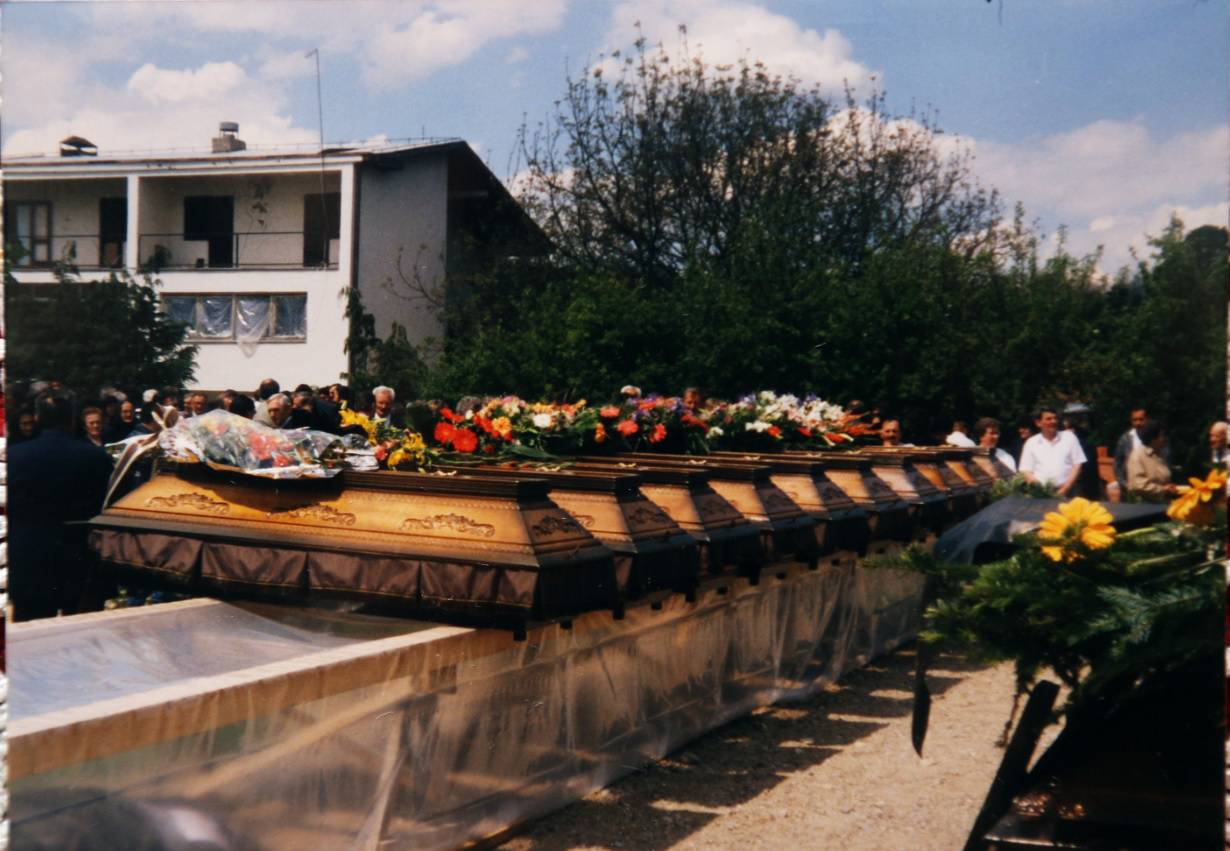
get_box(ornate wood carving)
[146,493,229,515]
[400,513,495,538]
[531,514,584,536]
[279,505,357,526]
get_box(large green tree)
[6,265,198,399]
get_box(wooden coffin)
[938,446,995,498]
[564,459,764,581]
[89,466,620,629]
[899,448,981,519]
[440,464,699,602]
[845,448,950,535]
[607,453,821,569]
[707,451,872,556]
[970,446,1016,481]
[784,451,914,544]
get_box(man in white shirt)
[1019,407,1086,496]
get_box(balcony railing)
[137,231,339,270]
[4,234,124,270]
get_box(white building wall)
[157,270,349,392]
[5,178,126,267]
[355,157,448,345]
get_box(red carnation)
[440,406,463,424]
[649,423,667,443]
[797,426,812,438]
[452,427,478,453]
[434,421,456,445]
[617,419,639,437]
[768,426,782,438]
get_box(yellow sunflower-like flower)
[1037,497,1116,563]
[491,416,513,439]
[339,404,378,446]
[1167,468,1228,526]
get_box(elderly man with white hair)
[371,385,398,427]
[1185,420,1229,478]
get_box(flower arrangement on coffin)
[881,479,1225,746]
[339,403,431,470]
[699,391,860,452]
[606,392,710,454]
[424,402,557,463]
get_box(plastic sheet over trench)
[9,561,924,851]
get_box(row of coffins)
[88,444,1013,636]
[11,444,1010,850]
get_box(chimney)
[59,135,98,157]
[212,121,246,153]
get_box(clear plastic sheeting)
[271,294,307,338]
[9,562,924,851]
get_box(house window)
[303,192,340,267]
[99,197,127,268]
[164,293,307,341]
[5,201,52,266]
[183,196,235,267]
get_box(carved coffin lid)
[440,464,687,548]
[783,451,905,511]
[851,447,944,501]
[569,459,748,535]
[96,467,609,568]
[609,453,810,526]
[707,451,859,517]
[902,449,979,497]
[970,446,1015,480]
[938,446,995,489]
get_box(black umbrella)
[934,497,1168,566]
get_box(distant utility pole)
[305,48,329,265]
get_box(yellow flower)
[1037,497,1116,562]
[492,416,513,439]
[339,404,377,445]
[387,448,406,468]
[1167,469,1228,525]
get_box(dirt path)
[501,647,1041,851]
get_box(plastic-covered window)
[236,296,270,342]
[164,296,197,329]
[200,296,234,338]
[272,294,307,338]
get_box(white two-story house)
[2,125,543,391]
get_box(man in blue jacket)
[8,391,114,620]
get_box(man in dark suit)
[1113,407,1148,493]
[8,392,115,620]
[1183,420,1228,480]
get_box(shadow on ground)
[499,644,990,851]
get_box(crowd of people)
[873,403,1227,502]
[5,376,1225,621]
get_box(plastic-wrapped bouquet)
[163,409,349,479]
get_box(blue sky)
[4,0,1225,271]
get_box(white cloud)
[971,120,1227,221]
[257,48,319,82]
[362,1,566,88]
[128,62,248,105]
[967,119,1228,273]
[4,59,316,156]
[603,0,878,95]
[506,46,530,64]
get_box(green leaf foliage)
[7,264,198,396]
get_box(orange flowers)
[1167,469,1228,526]
[649,423,667,443]
[594,422,607,443]
[617,419,639,437]
[600,405,621,419]
[434,421,455,445]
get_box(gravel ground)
[501,646,1049,851]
